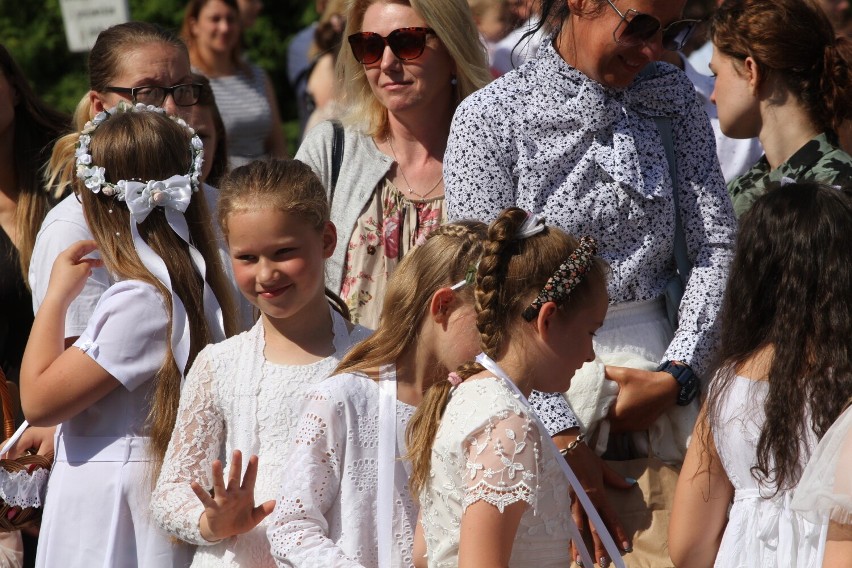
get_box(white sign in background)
[59,0,130,53]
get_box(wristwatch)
[656,360,699,406]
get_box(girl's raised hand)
[45,240,103,307]
[191,450,276,542]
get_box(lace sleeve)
[267,388,364,567]
[462,409,541,514]
[151,349,226,545]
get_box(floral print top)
[341,178,445,328]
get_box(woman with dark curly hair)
[670,182,852,567]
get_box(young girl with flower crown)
[18,104,239,567]
[407,207,618,567]
[266,220,486,567]
[150,158,370,567]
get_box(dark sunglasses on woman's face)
[348,27,436,65]
[604,0,699,51]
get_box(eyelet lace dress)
[712,376,822,567]
[151,309,369,567]
[420,377,573,567]
[267,367,417,567]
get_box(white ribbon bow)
[517,212,547,240]
[124,175,194,223]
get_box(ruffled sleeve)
[462,407,541,514]
[151,345,226,545]
[72,281,168,391]
[792,406,852,525]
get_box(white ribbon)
[126,178,225,379]
[474,353,626,568]
[377,365,397,568]
[517,212,547,240]
[123,175,193,224]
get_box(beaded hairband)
[521,235,598,322]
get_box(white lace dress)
[420,377,573,567]
[151,309,370,567]
[712,376,822,567]
[267,367,418,567]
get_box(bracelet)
[558,433,586,457]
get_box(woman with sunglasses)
[443,1,737,565]
[295,0,491,329]
[181,0,287,168]
[710,0,852,219]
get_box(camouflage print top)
[727,132,852,217]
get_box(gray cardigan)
[295,121,393,293]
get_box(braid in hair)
[819,35,852,132]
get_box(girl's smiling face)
[226,207,336,320]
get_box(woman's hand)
[44,240,102,308]
[554,429,633,567]
[1,426,56,459]
[604,367,679,433]
[192,450,276,542]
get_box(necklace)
[387,137,443,200]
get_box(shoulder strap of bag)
[330,119,344,207]
[639,63,692,286]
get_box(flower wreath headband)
[76,102,223,379]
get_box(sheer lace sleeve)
[267,388,363,567]
[151,348,226,545]
[793,406,852,525]
[462,409,541,514]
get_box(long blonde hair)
[46,22,189,200]
[334,220,487,376]
[80,110,239,482]
[406,208,609,498]
[337,0,492,138]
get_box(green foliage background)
[0,0,316,153]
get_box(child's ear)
[321,221,337,259]
[429,287,456,324]
[534,301,559,342]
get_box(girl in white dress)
[18,104,239,567]
[151,159,370,567]
[408,207,612,567]
[670,182,852,567]
[267,220,487,567]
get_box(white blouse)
[444,38,737,378]
[267,369,417,567]
[151,310,370,567]
[421,377,573,567]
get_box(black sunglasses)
[103,83,203,107]
[604,0,699,51]
[348,27,436,65]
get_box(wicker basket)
[0,371,53,532]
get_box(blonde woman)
[296,0,491,328]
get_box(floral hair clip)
[521,236,598,322]
[75,102,204,209]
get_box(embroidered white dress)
[420,377,573,567]
[151,309,370,567]
[712,376,822,567]
[35,281,194,568]
[267,367,417,567]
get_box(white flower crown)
[75,102,204,201]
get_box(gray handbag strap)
[639,63,692,286]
